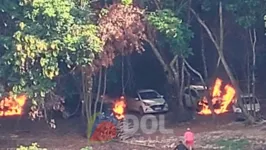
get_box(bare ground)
[1,112,266,150]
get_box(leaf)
[19,22,25,30]
[40,58,46,67]
[32,99,38,105]
[40,91,45,97]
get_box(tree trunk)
[183,59,216,119]
[145,38,179,105]
[190,2,255,123]
[145,38,191,122]
[94,67,102,115]
[247,50,250,96]
[81,67,86,118]
[100,67,107,113]
[217,2,254,123]
[145,38,174,84]
[200,27,208,80]
[174,56,181,105]
[179,58,185,108]
[249,29,257,118]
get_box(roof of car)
[188,85,207,90]
[240,93,256,98]
[137,89,156,93]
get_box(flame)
[112,97,126,120]
[198,78,236,115]
[0,95,27,116]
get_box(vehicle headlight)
[143,102,151,106]
[235,108,242,113]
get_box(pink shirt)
[184,131,194,141]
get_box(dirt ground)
[1,111,266,150]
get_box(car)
[232,94,261,120]
[126,89,169,114]
[183,85,207,108]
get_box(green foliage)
[225,0,266,29]
[200,0,218,12]
[215,138,249,150]
[0,0,103,102]
[87,112,100,142]
[16,142,47,150]
[199,0,266,29]
[121,0,133,6]
[80,146,93,150]
[147,9,193,57]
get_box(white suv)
[232,94,261,120]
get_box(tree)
[226,0,266,118]
[146,8,194,121]
[190,0,255,122]
[0,0,103,122]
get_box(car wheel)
[235,113,245,122]
[139,107,144,115]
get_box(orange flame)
[198,78,236,115]
[0,95,27,116]
[112,97,126,120]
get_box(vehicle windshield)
[241,97,259,104]
[139,91,159,99]
[197,89,206,98]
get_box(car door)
[183,88,199,108]
[127,93,139,111]
[132,93,142,111]
[126,96,134,111]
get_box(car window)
[242,97,259,104]
[138,91,159,99]
[197,89,206,98]
[184,89,199,98]
[190,89,198,98]
[184,89,190,95]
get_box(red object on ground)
[90,121,117,142]
[184,128,194,147]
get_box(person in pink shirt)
[184,128,194,150]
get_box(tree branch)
[170,55,178,73]
[190,8,219,51]
[183,59,206,86]
[145,38,169,73]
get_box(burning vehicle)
[191,78,261,119]
[184,78,252,117]
[183,85,207,109]
[87,96,133,142]
[197,78,236,115]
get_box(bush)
[80,146,93,150]
[16,143,47,150]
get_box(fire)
[198,78,236,115]
[0,95,27,116]
[112,96,126,120]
